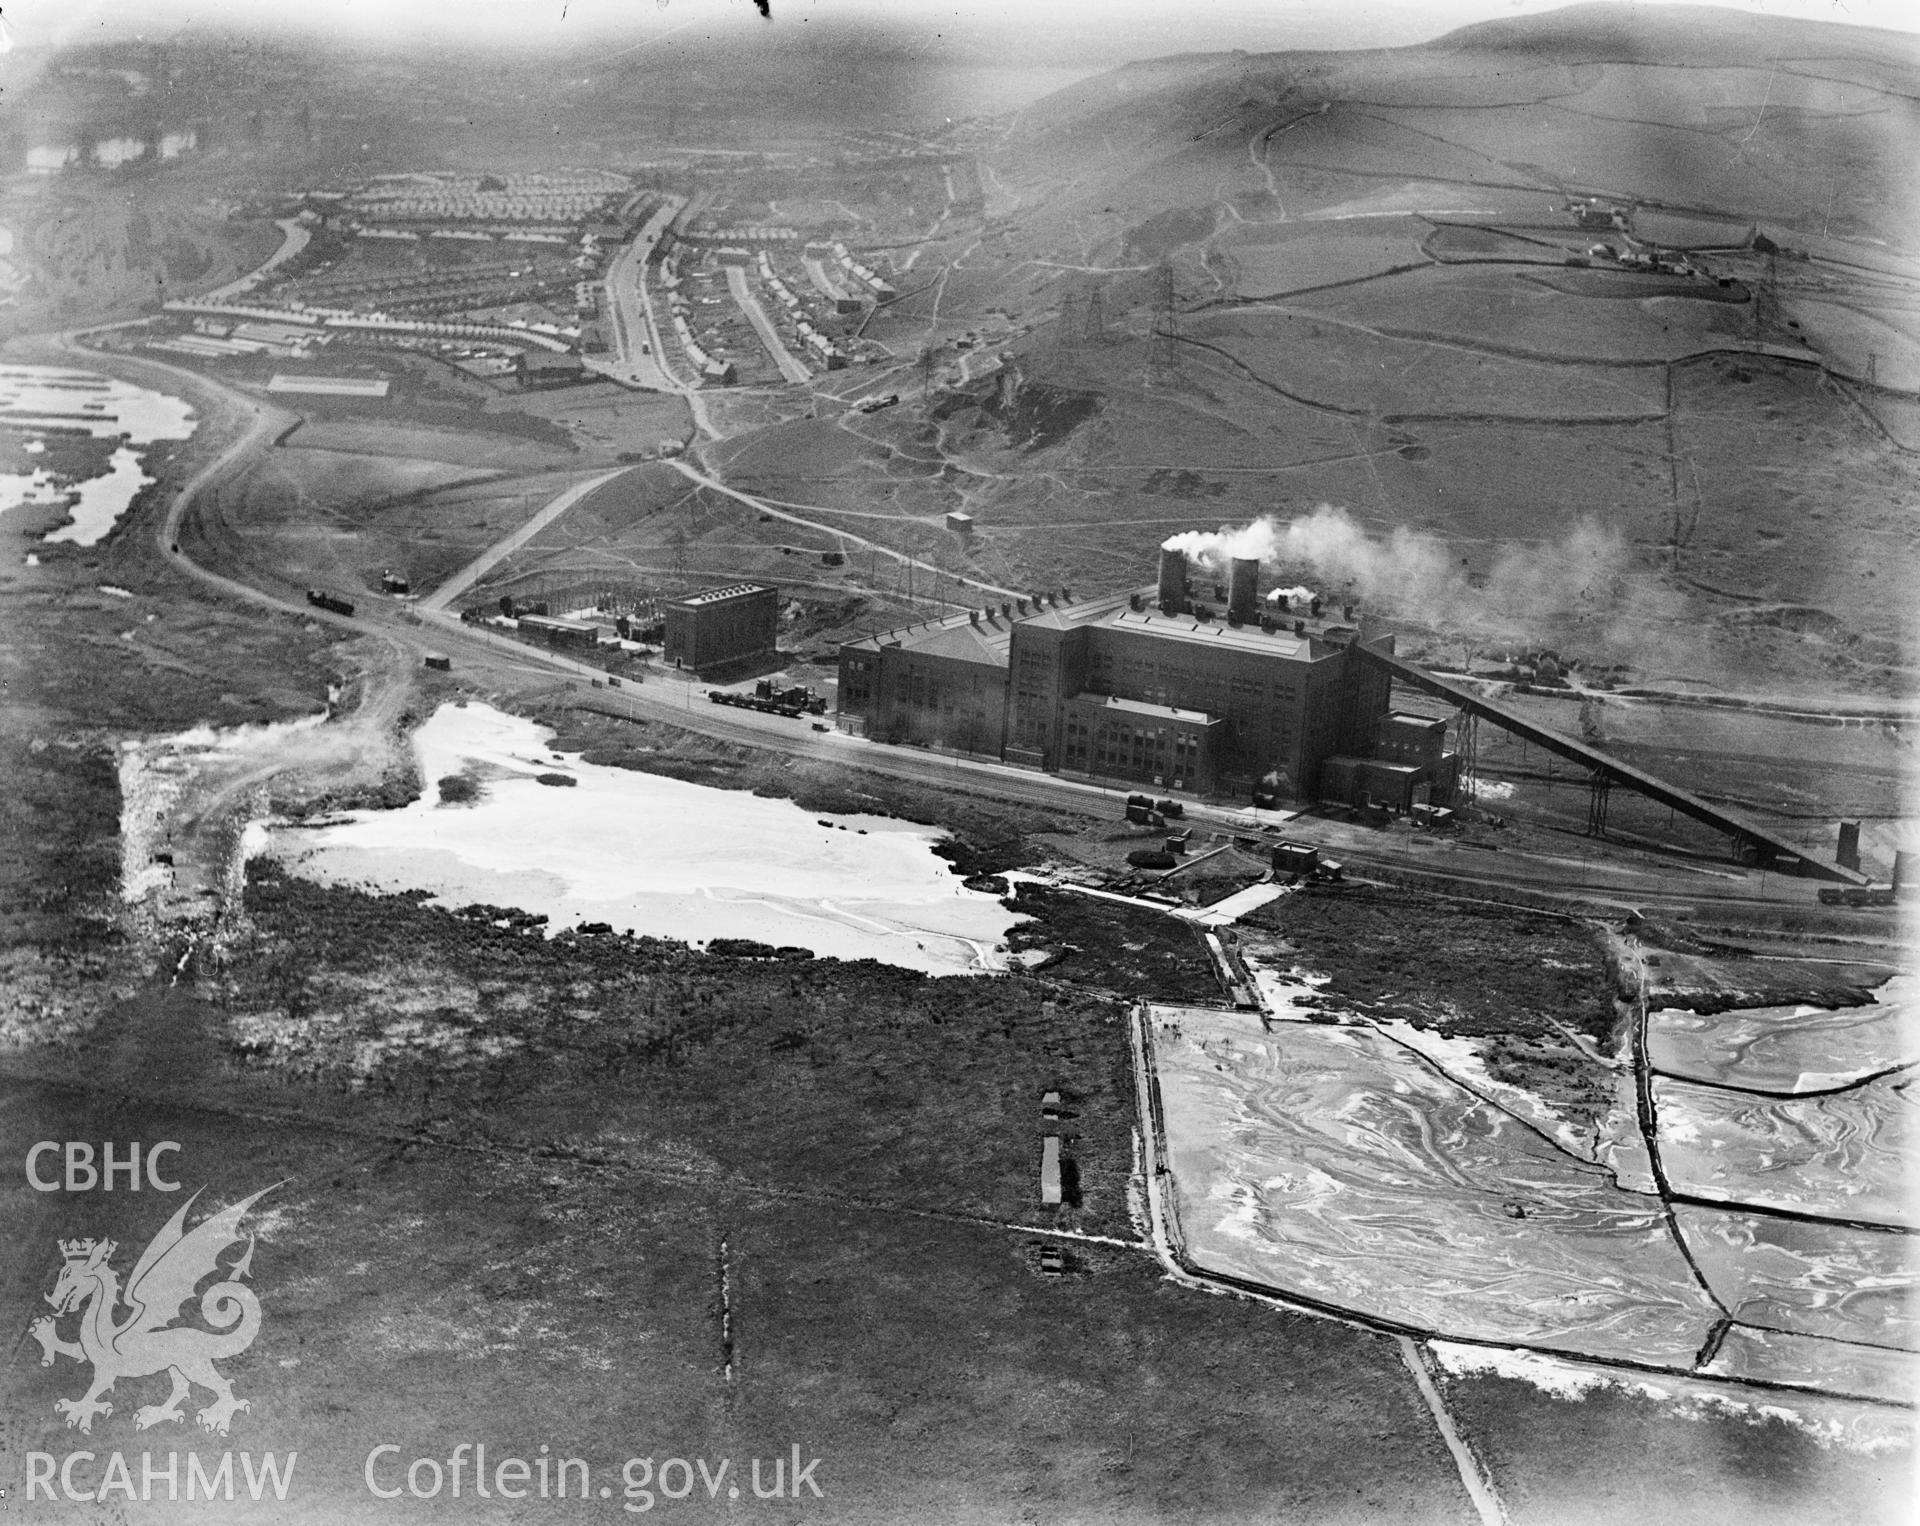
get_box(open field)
[507,380,693,457]
[1211,217,1430,298]
[1185,309,1670,420]
[1426,223,1583,265]
[280,416,569,470]
[1667,354,1918,666]
[1785,298,1920,393]
[1242,882,1616,1042]
[1287,263,1752,364]
[177,443,532,602]
[0,1054,1482,1526]
[7,846,1909,1519]
[1436,1359,1909,1525]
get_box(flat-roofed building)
[834,578,1393,801]
[1321,756,1427,812]
[515,351,588,389]
[517,612,599,649]
[1316,712,1459,810]
[836,605,1016,756]
[665,582,778,675]
[1007,594,1389,799]
[1376,711,1447,769]
[1059,692,1227,794]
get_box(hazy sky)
[6,0,1916,56]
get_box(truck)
[755,679,828,713]
[711,688,819,720]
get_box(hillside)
[990,6,1920,252]
[821,2,1920,711]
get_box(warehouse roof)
[845,608,1015,666]
[673,582,774,609]
[899,622,1014,666]
[1099,607,1323,660]
[1015,590,1137,632]
[517,613,597,634]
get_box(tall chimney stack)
[1157,547,1189,613]
[1228,557,1259,623]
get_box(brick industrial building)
[836,551,1452,805]
[836,603,1016,758]
[665,582,779,675]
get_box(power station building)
[665,582,779,675]
[836,601,1018,758]
[836,551,1425,803]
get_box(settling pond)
[267,703,1023,975]
[1147,962,1917,1406]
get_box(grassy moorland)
[1246,883,1617,1043]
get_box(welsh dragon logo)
[31,1184,277,1436]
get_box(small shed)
[1040,1136,1062,1206]
[1272,841,1320,877]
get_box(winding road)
[30,313,1852,940]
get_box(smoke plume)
[1161,521,1281,566]
[1164,506,1668,648]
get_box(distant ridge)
[1429,1,1920,68]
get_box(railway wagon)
[307,589,356,617]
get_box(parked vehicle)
[306,588,355,617]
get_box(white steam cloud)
[1266,585,1316,605]
[1164,506,1664,645]
[1162,522,1281,565]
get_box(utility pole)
[1145,261,1182,388]
[1753,246,1780,338]
[1055,286,1081,359]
